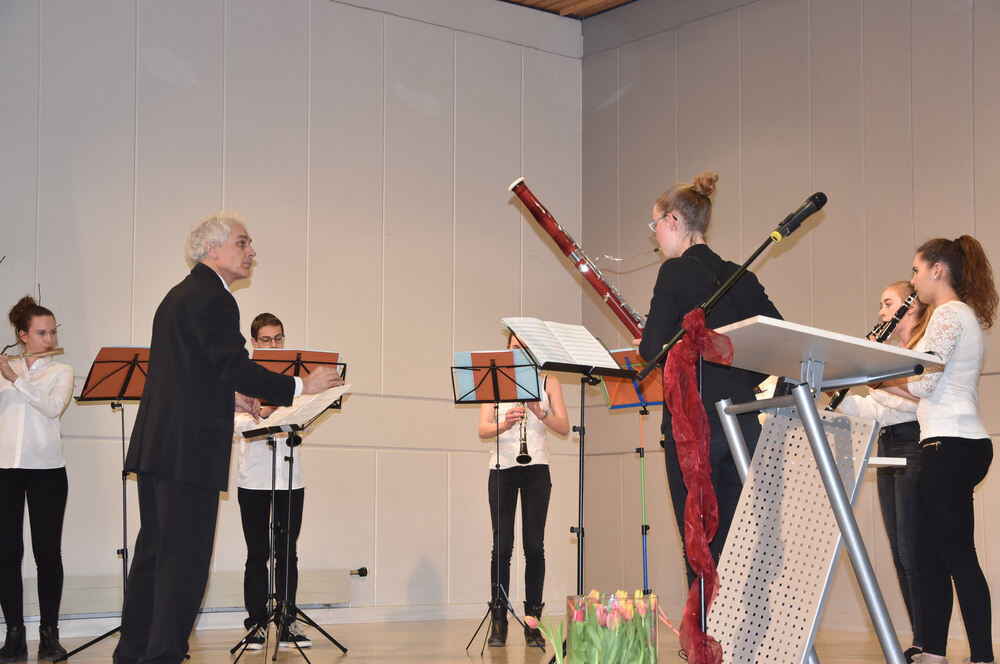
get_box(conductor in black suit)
[113,212,342,664]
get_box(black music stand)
[229,366,348,662]
[251,349,346,409]
[452,349,542,654]
[58,347,150,662]
[499,319,634,664]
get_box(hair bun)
[691,171,718,198]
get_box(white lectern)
[706,316,942,664]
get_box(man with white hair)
[113,212,342,664]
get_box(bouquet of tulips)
[525,590,673,664]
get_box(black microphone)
[350,567,368,577]
[770,192,827,242]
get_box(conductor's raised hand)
[301,366,345,394]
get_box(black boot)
[524,602,545,648]
[37,626,67,662]
[487,600,508,647]
[0,624,27,663]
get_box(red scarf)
[662,308,733,664]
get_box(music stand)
[452,349,541,654]
[59,347,150,662]
[602,349,663,595]
[501,319,633,601]
[251,349,346,408]
[230,384,351,662]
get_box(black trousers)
[237,487,304,629]
[488,465,551,607]
[0,467,67,628]
[114,473,219,664]
[662,413,760,587]
[916,437,993,662]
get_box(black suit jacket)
[125,262,295,491]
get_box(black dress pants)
[114,473,219,664]
[0,467,67,628]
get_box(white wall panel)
[521,50,583,325]
[308,448,378,607]
[862,0,915,293]
[382,16,454,398]
[677,12,740,262]
[810,0,866,336]
[375,451,448,605]
[224,0,310,337]
[973,0,1000,373]
[453,33,522,352]
[0,0,39,312]
[37,0,135,370]
[581,48,622,347]
[447,452,491,604]
[134,0,225,344]
[308,1,385,392]
[618,32,675,341]
[739,0,813,324]
[911,0,974,243]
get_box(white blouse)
[487,378,552,470]
[0,356,74,469]
[908,300,988,441]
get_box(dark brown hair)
[250,312,283,340]
[916,235,998,328]
[654,171,718,236]
[8,296,54,343]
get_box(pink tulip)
[572,608,585,623]
[637,599,648,618]
[524,615,539,629]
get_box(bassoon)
[508,177,646,339]
[827,292,917,410]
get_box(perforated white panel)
[707,407,877,663]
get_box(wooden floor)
[34,619,987,663]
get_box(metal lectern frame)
[710,316,943,664]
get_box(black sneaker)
[245,627,265,651]
[279,623,312,649]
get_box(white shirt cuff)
[293,376,303,397]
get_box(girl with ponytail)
[886,235,998,664]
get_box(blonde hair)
[654,171,718,236]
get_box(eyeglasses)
[256,334,284,345]
[648,213,670,233]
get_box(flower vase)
[565,591,658,664]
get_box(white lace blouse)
[908,300,988,440]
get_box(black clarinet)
[827,293,917,411]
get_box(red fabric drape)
[662,308,733,664]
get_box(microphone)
[770,192,827,242]
[350,567,368,577]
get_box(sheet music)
[502,317,617,370]
[245,384,350,434]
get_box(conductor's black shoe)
[279,623,312,649]
[0,624,27,663]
